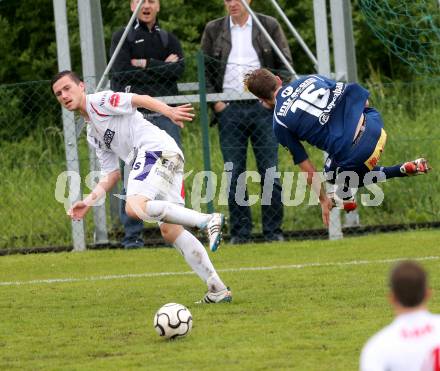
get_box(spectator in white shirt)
[201,0,292,244]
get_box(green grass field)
[1,230,440,370]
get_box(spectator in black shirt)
[109,0,185,248]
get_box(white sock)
[174,230,227,292]
[145,200,210,228]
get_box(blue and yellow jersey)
[273,75,369,164]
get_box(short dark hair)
[390,261,427,307]
[243,68,278,101]
[51,70,82,93]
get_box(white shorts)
[126,149,185,205]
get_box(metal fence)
[1,52,439,251]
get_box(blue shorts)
[324,107,387,187]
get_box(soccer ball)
[153,303,193,340]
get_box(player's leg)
[126,195,208,227]
[323,157,358,212]
[126,150,224,251]
[353,158,430,187]
[327,107,385,210]
[126,196,224,252]
[351,108,429,181]
[351,158,430,188]
[160,223,231,304]
[373,158,430,179]
[158,175,231,303]
[328,158,430,210]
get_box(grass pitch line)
[1,255,439,287]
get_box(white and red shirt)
[360,310,440,371]
[85,91,183,174]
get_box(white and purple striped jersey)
[85,91,183,174]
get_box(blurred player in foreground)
[360,260,440,371]
[52,70,231,304]
[244,69,430,226]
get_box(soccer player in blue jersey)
[244,68,430,226]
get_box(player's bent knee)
[160,224,184,243]
[143,200,169,222]
[125,195,149,220]
[125,203,142,220]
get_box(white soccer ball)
[153,303,193,340]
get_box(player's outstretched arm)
[131,94,194,128]
[298,159,333,226]
[67,169,121,221]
